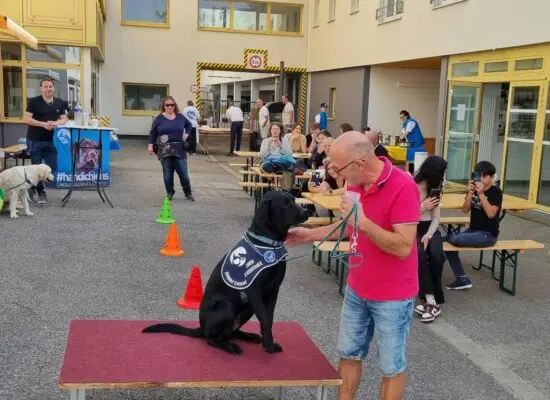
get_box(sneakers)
[28,188,37,203]
[167,192,175,201]
[420,304,441,323]
[37,192,47,204]
[185,193,195,202]
[446,277,473,290]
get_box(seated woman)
[307,157,345,218]
[310,131,332,169]
[414,156,447,323]
[259,122,294,174]
[286,123,308,173]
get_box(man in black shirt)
[444,161,503,290]
[23,77,68,203]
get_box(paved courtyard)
[1,139,549,400]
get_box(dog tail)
[142,323,204,338]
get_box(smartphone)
[471,171,481,182]
[311,171,320,186]
[429,189,441,199]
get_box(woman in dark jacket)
[148,96,195,201]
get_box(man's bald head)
[329,131,382,186]
[365,130,379,147]
[332,131,375,162]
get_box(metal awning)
[0,15,38,49]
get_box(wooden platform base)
[58,320,341,399]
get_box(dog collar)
[245,231,283,247]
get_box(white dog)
[0,164,54,219]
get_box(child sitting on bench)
[444,161,503,290]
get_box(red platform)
[58,320,341,392]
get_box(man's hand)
[468,182,476,194]
[183,133,189,141]
[421,235,430,250]
[475,181,485,194]
[147,144,154,155]
[43,121,56,130]
[285,227,312,247]
[340,195,364,222]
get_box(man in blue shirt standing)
[315,102,328,131]
[399,110,426,174]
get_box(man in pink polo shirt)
[286,131,420,400]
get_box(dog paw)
[25,211,34,216]
[263,342,283,353]
[10,213,18,219]
[229,343,243,356]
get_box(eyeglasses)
[330,159,363,175]
[165,103,175,107]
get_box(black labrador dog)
[143,191,309,355]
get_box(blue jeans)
[27,140,57,194]
[337,286,414,377]
[161,156,192,196]
[443,229,497,278]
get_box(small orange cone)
[160,223,185,257]
[177,265,204,309]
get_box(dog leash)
[246,204,363,268]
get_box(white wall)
[308,0,550,71]
[367,67,440,137]
[101,0,308,135]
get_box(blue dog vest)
[221,235,288,290]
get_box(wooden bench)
[0,144,28,170]
[312,241,350,294]
[295,198,313,206]
[238,181,271,208]
[443,240,545,296]
[439,216,470,234]
[229,163,247,168]
[58,320,341,400]
[302,217,332,226]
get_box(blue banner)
[53,127,111,188]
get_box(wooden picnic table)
[302,192,536,213]
[0,144,28,170]
[198,127,252,155]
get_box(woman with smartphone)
[413,156,447,323]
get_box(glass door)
[537,84,550,207]
[444,82,482,184]
[502,81,545,201]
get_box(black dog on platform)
[143,191,309,355]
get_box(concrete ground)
[1,138,549,400]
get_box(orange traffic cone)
[160,223,185,257]
[177,265,204,310]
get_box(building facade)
[307,0,550,211]
[0,0,105,144]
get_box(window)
[515,58,543,71]
[431,0,467,9]
[351,0,359,13]
[1,43,22,61]
[329,0,336,21]
[484,61,508,73]
[451,61,479,77]
[26,45,81,64]
[376,0,404,23]
[26,68,82,111]
[3,66,23,118]
[234,2,267,31]
[122,0,169,27]
[329,88,336,119]
[313,0,320,26]
[198,0,302,35]
[199,0,230,29]
[271,5,301,33]
[123,83,168,115]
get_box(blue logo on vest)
[221,236,288,290]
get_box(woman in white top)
[414,156,447,323]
